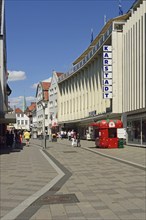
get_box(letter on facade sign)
[103,93,113,99]
[103,72,112,78]
[105,60,108,64]
[104,53,108,58]
[103,86,112,92]
[103,52,112,59]
[103,45,112,52]
[104,79,112,85]
[105,66,108,71]
[104,46,108,51]
[103,66,112,72]
[103,59,112,65]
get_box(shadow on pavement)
[0,143,25,155]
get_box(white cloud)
[31,83,38,89]
[42,77,52,82]
[8,70,26,81]
[9,96,36,109]
[26,96,36,102]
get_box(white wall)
[122,1,146,112]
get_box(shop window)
[127,119,141,144]
[142,118,146,145]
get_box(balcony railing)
[58,23,113,83]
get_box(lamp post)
[40,101,46,149]
[49,113,53,142]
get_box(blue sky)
[5,0,135,109]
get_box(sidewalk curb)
[82,146,146,171]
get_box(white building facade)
[58,15,127,138]
[122,0,146,146]
[49,71,63,133]
[57,0,146,147]
[36,82,50,136]
[14,112,30,131]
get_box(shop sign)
[117,128,126,139]
[109,121,115,127]
[103,45,112,99]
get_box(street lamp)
[40,101,46,149]
[49,113,53,142]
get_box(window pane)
[127,120,141,144]
[142,118,146,145]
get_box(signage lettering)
[103,72,112,78]
[103,52,112,59]
[103,79,112,85]
[103,59,112,65]
[103,66,112,72]
[103,93,113,99]
[103,45,113,99]
[103,45,112,51]
[103,86,112,92]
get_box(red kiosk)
[94,119,123,148]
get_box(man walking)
[77,133,81,147]
[23,130,31,146]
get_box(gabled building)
[25,102,36,128]
[14,108,30,131]
[31,106,37,138]
[36,81,51,136]
[49,71,63,133]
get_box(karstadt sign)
[103,45,112,99]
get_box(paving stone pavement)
[0,138,146,220]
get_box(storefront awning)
[0,113,16,124]
[58,113,122,126]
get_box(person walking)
[71,131,77,147]
[67,130,71,141]
[77,133,81,147]
[6,130,14,149]
[15,131,22,149]
[23,130,31,146]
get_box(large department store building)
[122,0,146,146]
[57,0,146,147]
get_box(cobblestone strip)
[1,149,65,220]
[12,150,72,220]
